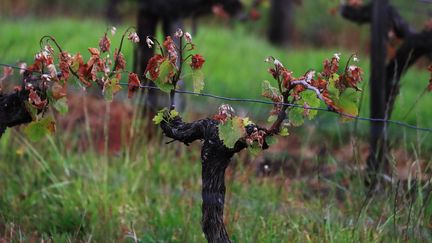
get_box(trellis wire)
[1,63,431,133]
[117,83,432,133]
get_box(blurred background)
[1,0,432,242]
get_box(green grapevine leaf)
[218,116,245,149]
[24,116,56,142]
[335,88,360,121]
[248,141,262,156]
[169,109,179,119]
[24,101,39,121]
[103,78,120,102]
[192,69,204,93]
[267,115,277,123]
[242,117,253,126]
[279,127,289,136]
[262,80,280,99]
[265,136,278,146]
[300,90,320,120]
[153,108,168,125]
[154,59,175,93]
[289,107,304,127]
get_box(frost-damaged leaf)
[344,65,363,90]
[128,73,141,99]
[213,104,235,123]
[99,33,111,53]
[334,88,360,121]
[163,36,178,63]
[28,89,47,109]
[24,116,56,142]
[51,82,67,100]
[88,47,100,57]
[154,59,175,93]
[192,69,204,93]
[145,54,165,80]
[59,52,71,81]
[190,54,205,70]
[114,49,126,71]
[218,116,245,149]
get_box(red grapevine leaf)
[28,89,47,109]
[343,65,363,90]
[281,69,293,89]
[114,49,126,71]
[145,54,165,80]
[99,33,111,53]
[190,54,205,70]
[128,72,141,98]
[59,52,72,81]
[246,128,266,148]
[88,47,100,57]
[322,55,340,78]
[51,82,67,100]
[163,36,178,63]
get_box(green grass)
[1,17,432,242]
[1,126,432,242]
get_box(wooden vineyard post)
[367,0,389,187]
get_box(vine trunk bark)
[160,116,266,242]
[0,90,33,138]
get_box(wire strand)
[1,60,430,133]
[117,82,432,133]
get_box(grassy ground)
[1,18,432,242]
[1,123,431,242]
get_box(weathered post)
[268,0,294,46]
[367,0,389,187]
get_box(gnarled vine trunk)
[0,90,32,138]
[160,117,264,242]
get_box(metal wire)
[1,60,431,133]
[117,82,432,133]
